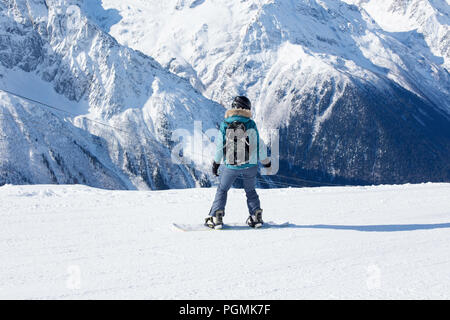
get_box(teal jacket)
[214,109,263,169]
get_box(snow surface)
[1,183,450,299]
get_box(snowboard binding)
[205,210,224,230]
[247,209,264,228]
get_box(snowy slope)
[0,90,131,189]
[103,0,450,185]
[0,0,224,189]
[103,0,450,112]
[344,0,450,70]
[1,183,450,299]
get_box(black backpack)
[223,121,250,166]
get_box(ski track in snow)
[1,183,450,299]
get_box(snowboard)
[172,221,290,232]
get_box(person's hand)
[261,158,271,168]
[261,159,273,175]
[212,161,220,176]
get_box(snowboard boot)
[205,210,224,230]
[247,209,264,228]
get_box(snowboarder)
[205,96,271,229]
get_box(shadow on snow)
[221,222,450,232]
[284,222,450,232]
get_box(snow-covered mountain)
[103,0,450,185]
[0,0,224,189]
[345,0,450,71]
[1,0,449,189]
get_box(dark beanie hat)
[231,96,251,110]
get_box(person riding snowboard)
[205,96,271,229]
